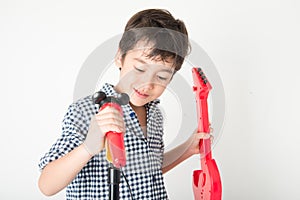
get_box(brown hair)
[119,9,191,72]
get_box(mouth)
[134,88,149,99]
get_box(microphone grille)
[92,91,106,104]
[117,93,129,105]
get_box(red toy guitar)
[192,67,222,200]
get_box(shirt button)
[129,112,135,118]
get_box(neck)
[129,102,145,111]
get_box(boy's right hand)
[83,106,126,156]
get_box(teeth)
[135,89,147,96]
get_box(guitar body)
[192,67,222,200]
[193,159,222,200]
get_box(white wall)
[1,0,299,199]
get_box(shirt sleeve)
[38,103,88,170]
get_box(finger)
[96,108,124,119]
[210,135,214,144]
[99,123,125,133]
[196,132,211,139]
[97,116,124,125]
[95,113,124,123]
[98,107,123,117]
[96,110,125,129]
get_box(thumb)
[196,132,211,139]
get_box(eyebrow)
[134,58,174,74]
[134,58,148,64]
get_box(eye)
[134,66,145,72]
[157,75,168,81]
[156,71,172,82]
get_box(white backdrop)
[1,0,300,199]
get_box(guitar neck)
[192,67,212,160]
[197,96,212,160]
[196,98,210,133]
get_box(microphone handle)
[100,102,126,168]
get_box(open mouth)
[134,88,149,99]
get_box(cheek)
[154,84,167,96]
[119,69,139,84]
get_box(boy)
[38,9,211,199]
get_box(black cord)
[120,167,134,200]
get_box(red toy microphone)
[92,91,129,168]
[93,91,129,200]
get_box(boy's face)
[115,49,175,107]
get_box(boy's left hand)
[187,128,214,155]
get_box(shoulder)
[154,104,164,121]
[65,95,98,119]
[148,99,164,123]
[74,95,97,112]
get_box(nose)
[142,82,154,91]
[140,73,155,91]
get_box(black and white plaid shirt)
[39,83,168,200]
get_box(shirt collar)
[100,83,118,97]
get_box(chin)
[130,101,145,107]
[129,97,148,107]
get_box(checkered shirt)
[39,83,168,200]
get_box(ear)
[114,49,123,69]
